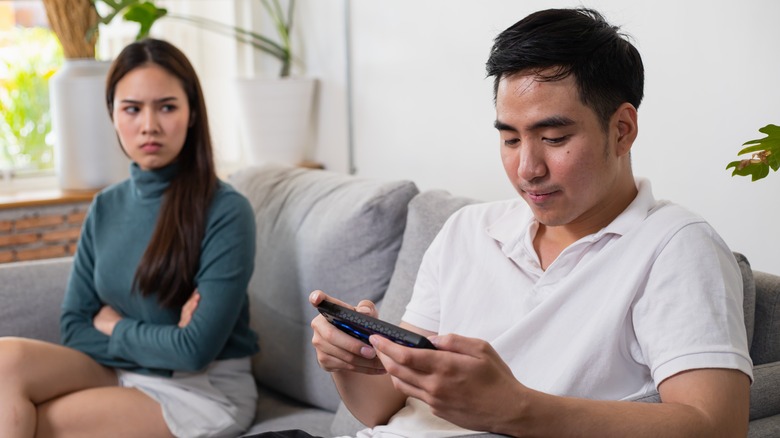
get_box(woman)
[0,39,259,437]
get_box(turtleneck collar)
[130,162,179,200]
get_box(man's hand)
[178,290,201,328]
[93,305,123,336]
[371,332,526,433]
[310,290,386,375]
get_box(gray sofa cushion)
[736,253,756,350]
[749,413,780,438]
[230,165,419,412]
[752,271,780,365]
[0,257,72,343]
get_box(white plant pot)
[235,77,317,166]
[49,59,129,190]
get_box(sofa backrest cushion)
[230,165,419,412]
[0,257,72,344]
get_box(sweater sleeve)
[60,202,141,370]
[106,190,257,372]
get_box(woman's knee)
[0,337,36,375]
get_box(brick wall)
[0,202,90,263]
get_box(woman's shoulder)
[90,179,134,209]
[213,180,251,207]
[208,180,254,220]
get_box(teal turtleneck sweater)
[61,163,259,376]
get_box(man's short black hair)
[486,8,644,130]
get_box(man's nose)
[517,144,547,181]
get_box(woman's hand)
[178,290,201,328]
[93,305,123,336]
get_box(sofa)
[1,164,778,437]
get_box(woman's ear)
[613,102,638,157]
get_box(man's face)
[495,71,633,236]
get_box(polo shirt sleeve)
[632,222,753,387]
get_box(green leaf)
[728,124,780,181]
[769,152,780,172]
[741,124,780,150]
[123,2,168,40]
[728,161,770,181]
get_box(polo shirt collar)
[486,178,657,257]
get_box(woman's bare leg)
[0,337,116,438]
[36,386,174,438]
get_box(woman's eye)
[161,104,177,112]
[123,106,139,114]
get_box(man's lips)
[521,188,559,202]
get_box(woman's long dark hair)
[106,39,217,308]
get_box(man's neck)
[533,177,638,270]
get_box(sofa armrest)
[750,361,780,421]
[0,257,72,344]
[752,271,780,365]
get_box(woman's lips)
[140,142,161,152]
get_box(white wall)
[149,1,777,273]
[294,0,779,274]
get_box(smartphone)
[316,300,436,350]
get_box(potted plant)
[727,124,780,181]
[42,0,129,191]
[94,0,317,166]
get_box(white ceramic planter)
[49,59,129,190]
[235,77,317,166]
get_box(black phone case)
[317,301,436,350]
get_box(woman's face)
[112,64,190,171]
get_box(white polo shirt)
[361,179,753,438]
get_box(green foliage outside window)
[0,27,63,174]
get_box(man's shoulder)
[642,200,707,232]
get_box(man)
[310,8,752,438]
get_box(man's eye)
[543,136,568,145]
[504,138,520,147]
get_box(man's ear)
[613,102,638,157]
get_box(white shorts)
[117,357,257,438]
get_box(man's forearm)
[332,370,407,427]
[496,370,750,438]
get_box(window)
[0,1,62,180]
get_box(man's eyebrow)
[528,115,575,131]
[494,116,575,133]
[494,120,517,131]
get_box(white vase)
[49,59,129,191]
[235,77,318,166]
